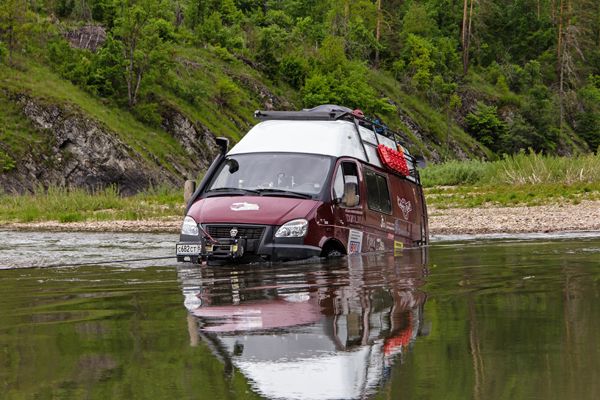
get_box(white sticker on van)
[348,229,363,254]
[397,197,413,220]
[230,202,260,211]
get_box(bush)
[301,65,395,115]
[0,41,7,63]
[213,77,241,108]
[279,55,308,89]
[421,159,487,187]
[132,102,163,127]
[0,150,16,172]
[465,102,507,152]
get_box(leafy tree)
[255,25,287,76]
[113,0,175,107]
[401,34,435,91]
[465,102,507,151]
[574,77,600,152]
[56,0,75,18]
[0,0,32,64]
[302,36,395,114]
[279,54,309,89]
[0,40,7,63]
[88,35,127,98]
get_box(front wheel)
[324,249,343,258]
[321,242,346,258]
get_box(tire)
[325,249,343,258]
[321,243,345,258]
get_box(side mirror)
[342,182,359,207]
[414,155,427,169]
[216,137,229,155]
[226,159,239,173]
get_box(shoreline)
[2,200,600,236]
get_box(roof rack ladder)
[351,117,370,162]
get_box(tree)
[0,0,30,64]
[461,0,475,74]
[113,0,174,107]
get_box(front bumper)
[176,224,321,263]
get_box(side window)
[333,162,360,207]
[365,169,392,214]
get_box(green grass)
[422,152,600,208]
[0,59,193,175]
[0,92,50,170]
[425,182,600,208]
[422,152,600,187]
[0,186,184,223]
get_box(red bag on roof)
[377,144,410,176]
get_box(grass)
[0,59,193,175]
[421,152,600,187]
[0,92,50,170]
[0,186,184,223]
[421,152,600,208]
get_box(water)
[0,231,599,399]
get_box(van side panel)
[388,177,425,246]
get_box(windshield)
[206,153,334,198]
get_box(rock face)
[0,94,199,194]
[161,106,218,176]
[65,25,107,52]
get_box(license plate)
[176,244,201,255]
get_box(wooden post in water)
[184,179,196,205]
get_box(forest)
[1,0,600,162]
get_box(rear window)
[365,169,392,214]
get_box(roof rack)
[254,108,421,184]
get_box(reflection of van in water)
[179,250,429,399]
[176,105,428,263]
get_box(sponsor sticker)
[348,229,363,254]
[230,202,260,211]
[394,240,404,256]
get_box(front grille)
[206,225,265,240]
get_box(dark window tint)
[365,169,392,214]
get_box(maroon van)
[176,105,428,263]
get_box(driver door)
[331,160,364,254]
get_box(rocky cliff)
[0,92,218,194]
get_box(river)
[0,231,599,399]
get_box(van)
[176,105,428,263]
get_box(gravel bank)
[429,200,600,234]
[2,200,600,235]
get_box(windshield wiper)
[256,188,312,199]
[204,187,260,197]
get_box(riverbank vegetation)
[422,152,600,207]
[0,186,183,223]
[0,154,598,224]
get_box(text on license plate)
[176,244,201,255]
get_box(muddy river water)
[1,231,599,399]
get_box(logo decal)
[348,229,363,254]
[397,197,413,220]
[230,202,260,211]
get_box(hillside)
[1,0,598,194]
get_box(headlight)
[275,219,308,238]
[181,216,199,236]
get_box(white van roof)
[228,119,398,169]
